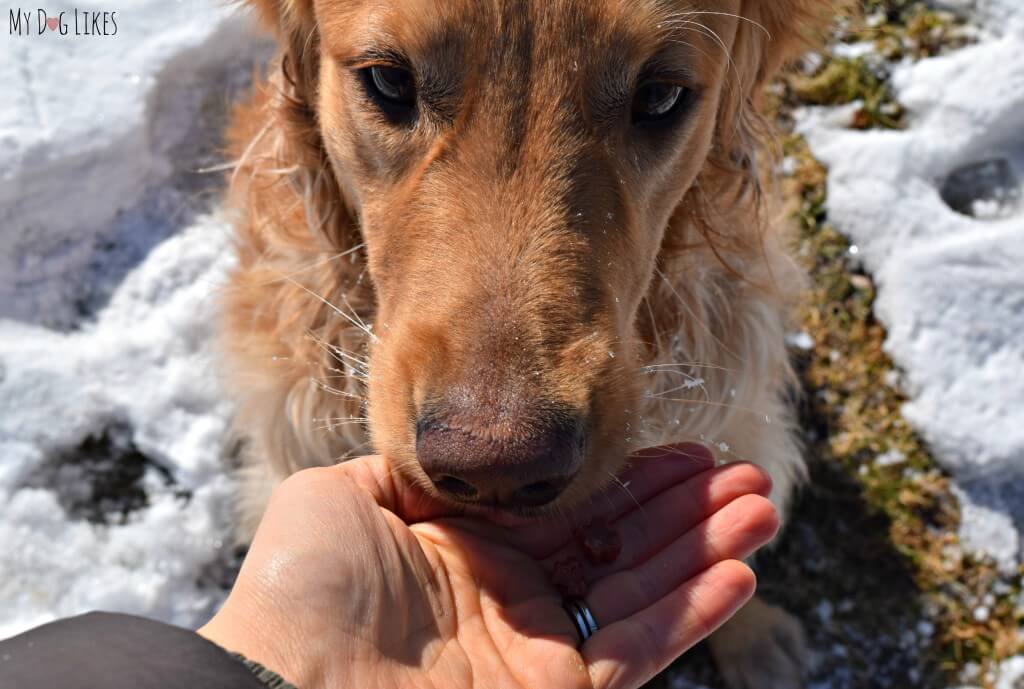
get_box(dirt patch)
[23,422,188,525]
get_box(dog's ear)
[671,1,848,267]
[237,0,360,251]
[246,0,315,37]
[709,1,849,187]
[747,1,849,89]
[245,0,319,104]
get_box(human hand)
[199,444,778,689]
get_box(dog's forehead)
[316,0,739,69]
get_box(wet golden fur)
[222,2,844,685]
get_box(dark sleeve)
[0,611,295,689]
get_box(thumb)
[329,455,454,523]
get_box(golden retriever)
[221,1,843,686]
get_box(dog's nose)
[415,414,583,510]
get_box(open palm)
[201,444,778,689]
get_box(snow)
[799,1,1024,575]
[1,0,268,330]
[0,214,237,639]
[0,1,270,637]
[799,1,1024,682]
[0,0,1021,683]
[874,449,907,468]
[994,657,1024,689]
[786,330,816,351]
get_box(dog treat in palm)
[576,517,622,565]
[550,556,588,598]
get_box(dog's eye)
[632,82,687,125]
[360,65,416,121]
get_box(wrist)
[228,651,300,689]
[199,607,315,689]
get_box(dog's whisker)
[661,9,769,45]
[317,422,371,431]
[662,36,718,67]
[606,471,643,515]
[315,420,371,432]
[305,330,370,368]
[315,336,369,362]
[633,438,753,466]
[193,160,238,174]
[306,346,367,381]
[321,358,369,377]
[319,372,368,384]
[648,381,712,402]
[333,440,373,463]
[654,267,744,363]
[311,379,364,400]
[640,361,735,371]
[641,366,712,400]
[674,11,770,38]
[338,291,373,334]
[230,118,273,189]
[646,396,771,420]
[257,245,367,287]
[287,276,378,342]
[640,364,705,378]
[327,346,369,368]
[660,17,733,63]
[658,12,749,119]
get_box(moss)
[775,1,971,132]
[858,2,972,58]
[788,57,904,130]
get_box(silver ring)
[563,598,599,646]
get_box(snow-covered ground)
[1,0,1021,684]
[0,0,270,638]
[798,1,1024,685]
[799,0,1024,576]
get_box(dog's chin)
[454,502,550,528]
[417,474,602,528]
[410,486,563,526]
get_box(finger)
[584,560,756,689]
[327,455,455,522]
[541,461,771,578]
[503,443,717,558]
[585,493,778,627]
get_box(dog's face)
[312,0,743,515]
[258,0,802,515]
